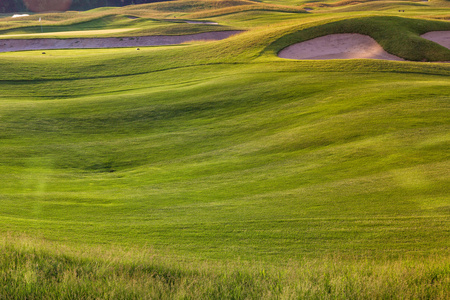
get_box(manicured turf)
[0,0,449,298]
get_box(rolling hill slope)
[0,0,449,298]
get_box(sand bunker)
[421,31,450,50]
[278,33,404,61]
[0,31,242,52]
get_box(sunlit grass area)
[2,234,450,299]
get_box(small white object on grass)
[12,14,30,18]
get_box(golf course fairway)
[0,0,449,298]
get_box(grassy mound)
[269,16,450,61]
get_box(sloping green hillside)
[0,0,449,298]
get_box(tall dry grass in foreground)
[1,234,449,299]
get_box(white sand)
[278,33,404,61]
[0,31,242,52]
[421,31,450,49]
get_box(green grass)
[2,234,450,299]
[1,59,448,257]
[0,0,305,36]
[0,0,450,298]
[0,15,236,38]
